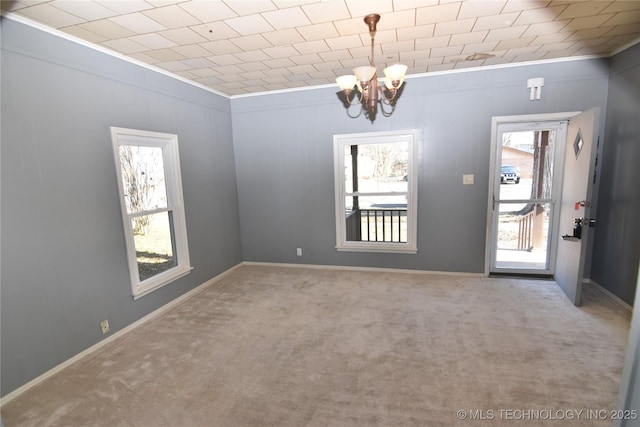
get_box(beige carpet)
[1,264,631,426]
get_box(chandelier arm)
[379,101,395,117]
[346,103,364,119]
[378,86,398,103]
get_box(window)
[333,130,419,253]
[111,127,191,298]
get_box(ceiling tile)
[416,3,461,25]
[376,9,415,31]
[159,28,209,45]
[235,50,272,62]
[178,1,237,22]
[318,49,352,61]
[601,1,640,13]
[52,1,118,20]
[313,60,343,71]
[603,10,640,26]
[567,14,616,31]
[237,61,270,73]
[62,26,108,43]
[100,0,153,14]
[144,47,187,61]
[263,57,296,68]
[181,57,216,68]
[128,51,164,64]
[78,19,136,38]
[393,0,438,11]
[229,34,272,51]
[170,44,213,58]
[207,53,243,65]
[325,34,363,51]
[430,45,463,58]
[458,1,507,19]
[100,38,148,54]
[333,16,367,36]
[17,3,86,27]
[513,5,565,26]
[522,20,571,37]
[556,1,612,19]
[484,25,528,42]
[344,0,394,18]
[473,12,521,31]
[397,24,435,41]
[3,0,49,12]
[190,67,219,77]
[302,1,351,24]
[461,41,499,54]
[224,0,277,16]
[262,28,306,45]
[494,36,535,50]
[297,22,340,41]
[450,31,489,46]
[110,13,168,34]
[532,32,572,45]
[146,0,184,6]
[263,45,300,59]
[155,60,192,72]
[225,14,274,36]
[434,18,477,36]
[287,64,316,74]
[502,0,551,13]
[201,39,243,55]
[262,6,311,29]
[129,33,178,49]
[142,5,202,29]
[415,35,451,50]
[290,53,323,65]
[293,40,331,55]
[190,22,240,41]
[381,39,415,54]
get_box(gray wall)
[591,42,640,306]
[231,58,610,273]
[1,19,242,396]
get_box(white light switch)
[463,174,474,185]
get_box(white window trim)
[111,127,192,299]
[333,129,419,253]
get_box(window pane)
[344,142,408,194]
[132,211,177,282]
[345,196,407,243]
[499,130,556,200]
[119,145,168,213]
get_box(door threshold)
[490,272,554,280]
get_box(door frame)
[484,112,581,276]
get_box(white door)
[555,108,600,305]
[488,120,567,275]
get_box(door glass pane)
[132,211,177,281]
[499,130,556,201]
[119,145,168,213]
[495,202,552,270]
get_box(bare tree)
[119,145,165,235]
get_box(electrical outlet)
[296,248,302,256]
[100,319,110,335]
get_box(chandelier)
[336,14,408,122]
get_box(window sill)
[132,266,193,300]
[336,245,417,254]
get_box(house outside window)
[333,130,419,253]
[111,127,191,298]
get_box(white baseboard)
[241,261,485,277]
[0,263,243,406]
[584,278,633,312]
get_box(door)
[555,108,600,305]
[489,120,567,275]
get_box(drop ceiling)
[3,0,640,97]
